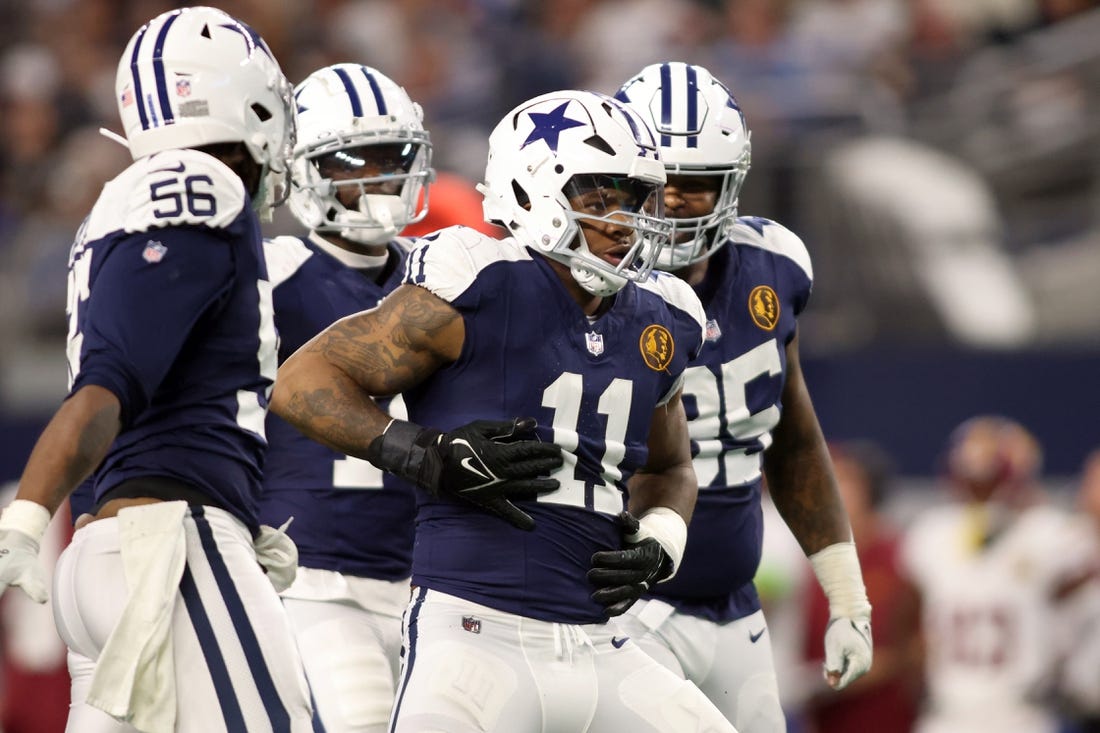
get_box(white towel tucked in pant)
[85,500,188,733]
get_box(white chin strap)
[338,194,406,245]
[570,260,627,297]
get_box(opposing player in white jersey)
[0,7,316,731]
[903,416,1099,733]
[259,63,433,732]
[614,62,873,733]
[271,89,739,732]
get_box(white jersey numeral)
[540,372,631,514]
[236,278,278,438]
[65,246,93,388]
[683,338,782,487]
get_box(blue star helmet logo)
[219,21,275,60]
[521,101,586,152]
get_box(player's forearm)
[627,463,697,524]
[765,363,851,554]
[16,385,120,514]
[271,354,392,460]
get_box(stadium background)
[3,0,1096,482]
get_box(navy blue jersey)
[650,217,813,622]
[259,234,416,580]
[66,149,277,532]
[400,226,706,624]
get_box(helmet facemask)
[557,174,671,296]
[660,148,750,270]
[482,91,672,297]
[289,64,434,246]
[615,62,752,271]
[292,131,432,245]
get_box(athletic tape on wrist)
[0,499,51,543]
[627,507,688,581]
[809,541,872,619]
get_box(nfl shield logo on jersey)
[176,77,192,97]
[586,331,604,357]
[705,318,722,342]
[461,616,481,634]
[142,240,167,264]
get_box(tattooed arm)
[271,283,465,459]
[762,329,851,554]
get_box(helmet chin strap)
[570,260,626,297]
[337,194,405,245]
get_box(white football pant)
[282,567,410,732]
[53,505,314,732]
[617,599,784,733]
[390,588,738,733]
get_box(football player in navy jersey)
[0,7,316,731]
[271,89,738,732]
[613,62,873,732]
[259,63,433,733]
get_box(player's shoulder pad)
[404,225,532,303]
[728,217,813,282]
[263,235,313,289]
[638,270,707,334]
[111,149,247,235]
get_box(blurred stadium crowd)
[1,0,1099,394]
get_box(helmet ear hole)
[511,180,530,208]
[251,103,272,122]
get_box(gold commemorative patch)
[748,285,780,331]
[639,325,674,371]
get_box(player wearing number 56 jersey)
[0,7,316,732]
[259,63,432,733]
[614,63,873,733]
[272,90,738,732]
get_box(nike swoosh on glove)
[0,528,48,603]
[587,512,672,616]
[823,614,873,690]
[367,417,562,531]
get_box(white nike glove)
[810,541,873,690]
[254,518,298,593]
[823,614,873,690]
[0,499,51,603]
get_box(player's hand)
[588,512,672,616]
[367,417,562,531]
[822,614,873,690]
[0,528,48,603]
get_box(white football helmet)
[289,63,434,245]
[114,6,295,217]
[482,90,670,297]
[616,62,751,269]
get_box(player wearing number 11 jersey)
[272,89,737,732]
[614,63,873,733]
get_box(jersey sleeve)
[70,226,236,426]
[731,217,814,315]
[402,226,528,304]
[122,149,247,234]
[641,271,708,361]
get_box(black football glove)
[366,417,562,531]
[588,511,673,616]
